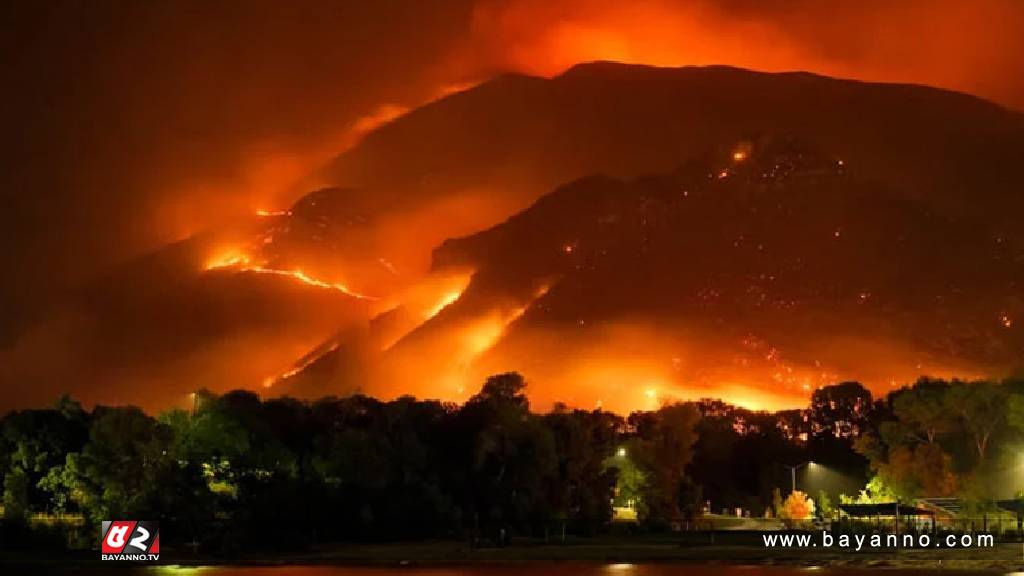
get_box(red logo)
[101,521,160,560]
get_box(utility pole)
[784,461,813,495]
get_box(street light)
[188,391,200,416]
[615,446,636,510]
[784,461,815,494]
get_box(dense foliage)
[4,374,1024,551]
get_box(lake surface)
[142,565,1008,576]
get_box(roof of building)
[916,498,963,516]
[839,503,934,517]
[916,498,1024,516]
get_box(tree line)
[3,372,1024,551]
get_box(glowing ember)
[245,268,377,300]
[262,343,340,388]
[1001,314,1013,328]
[205,250,252,270]
[377,257,400,276]
[204,249,377,300]
[255,209,292,217]
[424,289,463,320]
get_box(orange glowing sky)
[464,0,1024,105]
[11,0,1018,268]
[139,1,1024,254]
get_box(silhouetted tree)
[629,402,700,523]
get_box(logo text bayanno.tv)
[100,520,160,561]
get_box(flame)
[731,143,751,162]
[262,342,340,389]
[374,270,474,351]
[205,249,252,270]
[243,268,378,300]
[204,248,378,300]
[462,319,985,413]
[379,282,550,400]
[255,209,292,217]
[445,284,551,387]
[351,104,408,137]
[425,289,464,320]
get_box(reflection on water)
[145,564,998,576]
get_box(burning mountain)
[280,137,1024,411]
[0,229,375,412]
[3,63,1023,412]
[312,62,1024,247]
[211,62,1024,304]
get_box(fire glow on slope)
[470,322,808,412]
[466,285,550,360]
[375,283,552,401]
[255,209,292,217]
[434,284,553,397]
[204,249,378,301]
[202,239,990,411]
[262,342,340,389]
[257,270,475,390]
[462,314,996,414]
[374,271,475,351]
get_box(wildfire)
[245,268,378,300]
[425,289,464,320]
[351,103,408,136]
[204,249,378,300]
[398,282,551,399]
[255,209,292,217]
[205,250,252,270]
[262,343,340,389]
[731,142,752,162]
[461,286,548,360]
[373,271,474,352]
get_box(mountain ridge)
[6,62,1024,411]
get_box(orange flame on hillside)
[262,342,341,389]
[434,283,551,397]
[255,209,292,217]
[204,248,378,301]
[425,288,465,321]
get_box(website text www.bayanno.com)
[763,531,995,551]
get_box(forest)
[2,373,1024,551]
